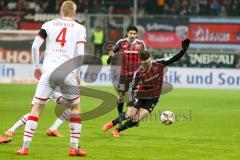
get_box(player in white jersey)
[16,1,87,157]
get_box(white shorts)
[32,71,80,106]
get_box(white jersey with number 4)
[41,18,86,73]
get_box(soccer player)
[16,1,87,156]
[107,25,146,126]
[5,91,71,138]
[102,39,190,137]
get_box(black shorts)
[133,97,159,113]
[118,76,133,93]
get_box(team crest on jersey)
[123,44,128,48]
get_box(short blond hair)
[60,0,77,17]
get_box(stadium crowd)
[0,0,240,16]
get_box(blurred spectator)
[210,0,221,16]
[89,0,102,13]
[39,0,55,13]
[91,26,105,58]
[220,6,227,16]
[199,0,210,15]
[0,0,240,17]
[228,0,240,16]
[179,0,189,15]
[189,0,200,15]
[77,0,88,13]
[0,0,7,11]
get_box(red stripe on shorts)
[35,96,49,101]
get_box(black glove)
[182,38,190,51]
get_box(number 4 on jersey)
[56,27,67,47]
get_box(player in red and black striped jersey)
[107,25,146,126]
[102,39,190,137]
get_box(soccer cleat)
[4,130,14,137]
[0,135,12,144]
[102,121,113,132]
[112,129,120,138]
[69,147,87,157]
[16,147,29,155]
[46,129,64,137]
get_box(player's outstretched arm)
[156,38,190,66]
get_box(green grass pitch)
[0,84,239,160]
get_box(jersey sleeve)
[113,40,121,53]
[142,40,147,51]
[76,27,87,44]
[155,50,186,66]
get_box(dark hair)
[139,50,151,60]
[127,25,138,33]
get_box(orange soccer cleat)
[69,147,87,157]
[4,130,14,137]
[102,121,113,132]
[46,129,64,137]
[112,129,120,138]
[16,147,29,155]
[0,135,12,144]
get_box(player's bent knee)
[134,109,150,121]
[126,108,137,118]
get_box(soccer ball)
[160,111,175,125]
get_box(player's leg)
[68,103,86,156]
[116,76,131,127]
[112,108,150,138]
[132,98,158,123]
[117,76,129,115]
[133,108,150,122]
[102,106,138,133]
[5,113,30,136]
[117,91,125,115]
[16,103,46,155]
[16,79,52,155]
[111,98,158,137]
[47,90,70,137]
[62,72,86,157]
[47,109,70,137]
[111,106,139,137]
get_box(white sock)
[23,116,38,148]
[49,118,64,131]
[49,109,70,131]
[69,116,82,150]
[8,113,30,132]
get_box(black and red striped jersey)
[113,38,146,76]
[132,62,165,99]
[132,49,187,99]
